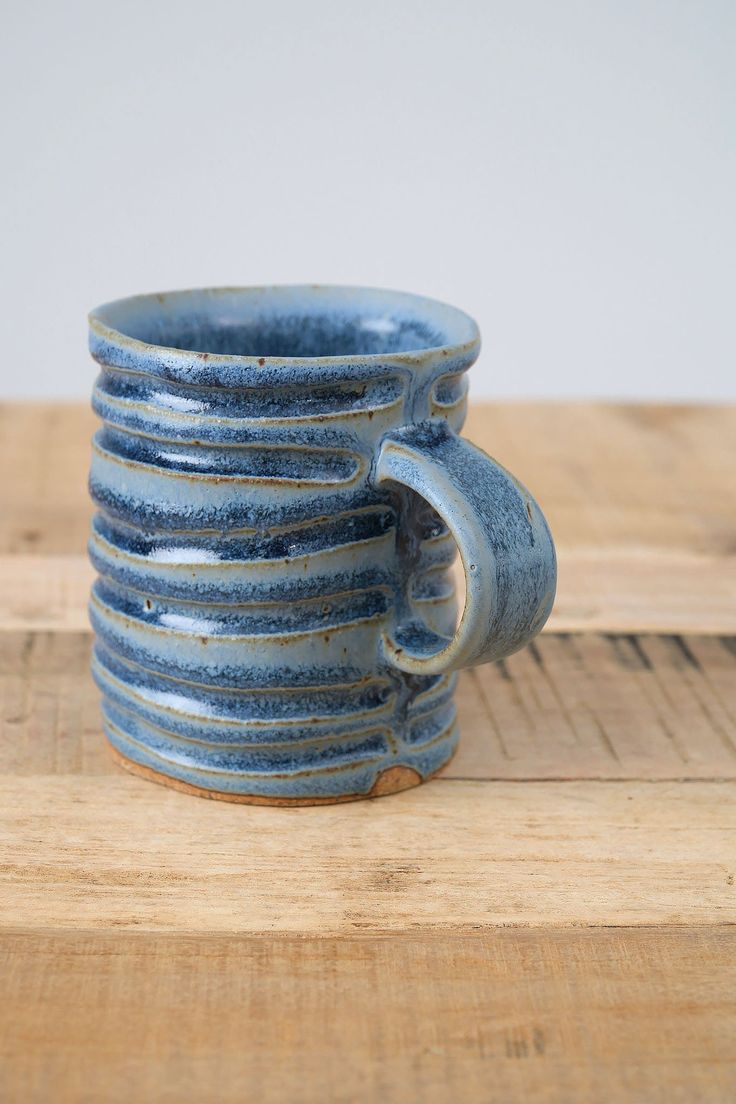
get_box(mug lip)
[88,284,481,373]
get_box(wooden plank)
[1,402,734,634]
[3,631,734,782]
[2,550,735,634]
[0,775,733,932]
[0,402,734,1102]
[546,549,736,634]
[1,927,734,1104]
[0,404,94,555]
[0,556,92,632]
[0,632,106,776]
[455,632,736,779]
[3,402,734,561]
[463,401,736,560]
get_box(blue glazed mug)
[88,286,556,804]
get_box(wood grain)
[2,401,735,1103]
[455,632,736,779]
[1,403,734,634]
[1,775,733,932]
[3,631,734,781]
[3,549,735,634]
[463,402,736,560]
[1,927,734,1104]
[4,402,735,558]
[0,404,94,555]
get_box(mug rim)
[88,285,481,376]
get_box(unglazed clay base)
[107,741,454,806]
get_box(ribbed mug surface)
[88,287,556,803]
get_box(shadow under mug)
[87,286,556,804]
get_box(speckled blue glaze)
[88,286,556,803]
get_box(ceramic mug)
[88,286,556,804]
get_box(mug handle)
[375,421,557,675]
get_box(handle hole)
[388,522,463,663]
[401,491,465,641]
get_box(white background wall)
[1,0,733,400]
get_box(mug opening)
[127,310,444,359]
[90,286,479,364]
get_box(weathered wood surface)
[1,775,733,932]
[1,403,734,634]
[0,402,735,1103]
[2,630,735,781]
[3,549,733,633]
[2,928,734,1104]
[4,402,734,560]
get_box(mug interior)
[91,286,478,362]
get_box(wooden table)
[1,402,734,1103]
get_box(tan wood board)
[1,403,734,634]
[1,927,734,1104]
[2,630,734,781]
[4,401,735,558]
[2,548,734,634]
[2,401,735,1102]
[1,775,733,932]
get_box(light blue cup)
[88,286,556,804]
